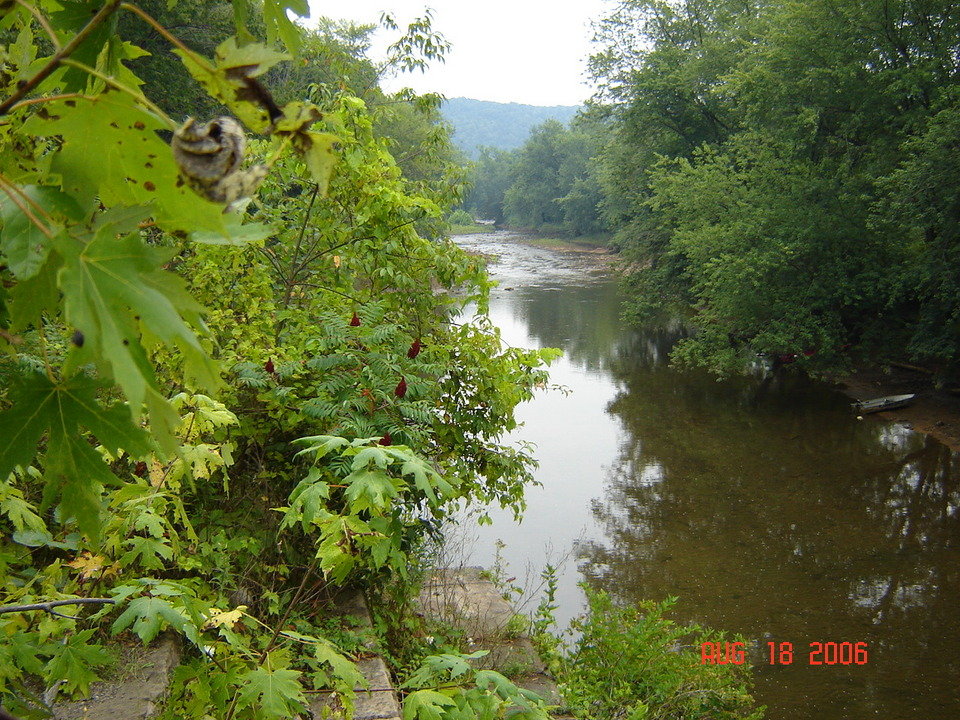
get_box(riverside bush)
[557,589,764,720]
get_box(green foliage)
[402,651,549,720]
[464,118,607,237]
[282,436,454,583]
[0,1,556,717]
[447,209,474,226]
[589,0,960,376]
[558,589,763,720]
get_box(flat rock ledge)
[54,634,181,720]
[417,567,573,718]
[47,571,567,720]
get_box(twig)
[282,183,321,308]
[8,92,93,112]
[119,2,215,75]
[0,0,123,116]
[15,0,61,50]
[0,597,115,617]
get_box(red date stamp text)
[700,641,869,665]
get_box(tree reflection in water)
[576,327,960,720]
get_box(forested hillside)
[441,97,579,157]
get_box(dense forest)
[470,0,960,379]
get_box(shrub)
[559,589,764,720]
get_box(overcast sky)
[307,1,610,106]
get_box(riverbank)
[494,229,960,452]
[837,365,960,452]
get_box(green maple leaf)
[238,656,306,719]
[120,535,174,570]
[404,690,457,720]
[9,631,46,675]
[0,185,83,280]
[176,38,289,133]
[396,454,454,505]
[0,487,45,532]
[44,629,112,697]
[110,596,188,644]
[22,93,228,235]
[263,0,310,51]
[0,371,153,539]
[56,223,218,415]
[9,253,61,332]
[343,469,399,515]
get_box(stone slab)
[54,635,180,720]
[309,656,401,720]
[417,568,570,719]
[418,568,518,640]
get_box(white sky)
[307,1,610,106]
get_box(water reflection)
[456,232,960,720]
[580,318,960,719]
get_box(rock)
[54,635,180,720]
[308,656,401,720]
[417,567,570,718]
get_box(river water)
[453,230,960,720]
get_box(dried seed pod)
[171,116,268,204]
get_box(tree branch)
[0,597,115,617]
[0,0,123,116]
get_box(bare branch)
[0,597,115,616]
[0,0,123,116]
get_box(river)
[453,230,960,720]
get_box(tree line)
[471,0,960,378]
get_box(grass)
[449,222,497,235]
[525,233,612,251]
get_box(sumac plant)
[0,2,558,718]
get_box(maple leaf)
[262,0,310,51]
[22,93,228,235]
[343,469,400,515]
[55,220,218,416]
[0,371,153,539]
[0,185,83,280]
[66,551,108,581]
[203,606,247,630]
[176,39,289,133]
[403,690,457,720]
[44,629,112,697]
[238,652,307,719]
[111,596,189,644]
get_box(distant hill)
[441,97,580,158]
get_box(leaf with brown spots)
[22,93,228,235]
[175,39,288,133]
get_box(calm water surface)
[454,230,960,720]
